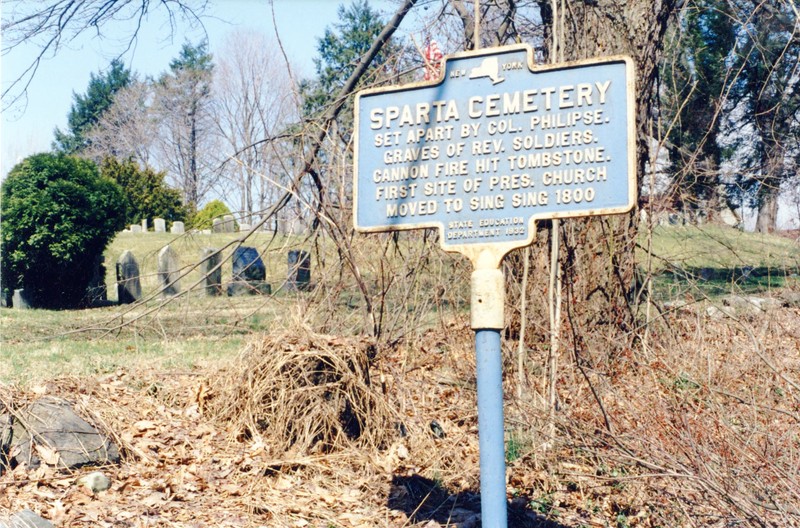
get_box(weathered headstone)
[222,215,235,233]
[153,218,166,233]
[201,229,212,235]
[141,219,148,232]
[227,246,270,296]
[11,289,32,309]
[3,510,56,528]
[116,250,141,304]
[5,397,120,471]
[170,221,185,234]
[157,245,180,297]
[287,250,311,291]
[84,254,107,305]
[238,223,251,232]
[200,248,222,296]
[720,207,740,228]
[130,224,142,233]
[212,218,223,233]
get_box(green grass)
[2,224,797,384]
[639,224,798,271]
[0,297,266,384]
[638,225,799,300]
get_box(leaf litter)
[1,308,799,527]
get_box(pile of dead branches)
[208,328,397,456]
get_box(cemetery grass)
[1,225,799,527]
[1,224,796,384]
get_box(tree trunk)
[754,181,779,233]
[507,1,679,369]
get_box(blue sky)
[1,0,399,178]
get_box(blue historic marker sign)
[354,44,636,254]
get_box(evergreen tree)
[660,0,737,214]
[53,59,132,154]
[300,0,405,126]
[1,153,125,308]
[726,0,798,232]
[99,157,187,227]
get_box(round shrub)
[1,153,125,308]
[190,199,237,230]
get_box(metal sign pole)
[471,262,508,527]
[470,11,509,522]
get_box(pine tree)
[726,0,798,232]
[53,59,132,154]
[661,0,737,216]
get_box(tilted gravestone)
[200,248,222,296]
[4,397,120,471]
[157,245,180,297]
[153,218,166,232]
[287,250,311,291]
[170,221,185,234]
[116,250,141,304]
[227,246,270,296]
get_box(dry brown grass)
[502,304,800,527]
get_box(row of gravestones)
[124,216,260,235]
[126,219,185,234]
[116,246,311,303]
[6,246,311,309]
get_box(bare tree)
[212,30,298,221]
[1,0,207,110]
[84,79,158,166]
[154,40,218,209]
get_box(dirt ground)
[2,304,799,527]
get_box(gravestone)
[227,246,270,296]
[212,218,223,233]
[3,510,56,528]
[153,218,166,233]
[84,254,107,305]
[5,397,120,470]
[238,223,251,232]
[157,245,180,297]
[116,250,141,304]
[222,215,235,233]
[720,207,740,228]
[170,221,185,234]
[141,219,148,232]
[287,250,311,290]
[200,248,222,296]
[12,289,32,309]
[130,224,142,233]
